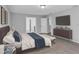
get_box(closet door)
[41,18,47,33]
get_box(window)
[26,17,36,33]
[0,5,8,25]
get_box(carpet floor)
[22,38,79,54]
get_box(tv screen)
[56,15,70,25]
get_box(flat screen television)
[56,15,70,25]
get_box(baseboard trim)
[55,35,79,45]
[54,35,72,40]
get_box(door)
[41,18,47,33]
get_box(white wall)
[10,13,26,33]
[0,5,10,28]
[50,6,79,43]
[10,13,49,33]
[10,13,50,33]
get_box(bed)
[21,33,52,51]
[0,26,16,54]
[0,26,55,54]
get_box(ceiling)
[8,5,74,15]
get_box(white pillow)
[3,30,15,44]
[7,29,15,35]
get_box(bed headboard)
[0,26,10,44]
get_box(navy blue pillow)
[13,31,22,42]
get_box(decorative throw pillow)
[4,44,16,54]
[3,30,15,44]
[13,31,22,42]
[4,46,13,54]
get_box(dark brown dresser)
[53,28,72,39]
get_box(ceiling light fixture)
[40,5,46,9]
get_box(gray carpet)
[22,38,79,54]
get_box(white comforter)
[3,30,53,51]
[21,33,52,51]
